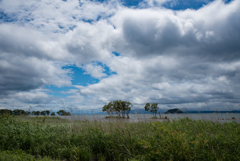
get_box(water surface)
[62,113,240,123]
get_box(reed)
[0,114,239,161]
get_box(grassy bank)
[0,114,239,161]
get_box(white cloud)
[0,0,240,111]
[82,62,107,79]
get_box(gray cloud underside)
[0,0,239,110]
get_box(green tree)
[102,100,132,118]
[145,103,159,116]
[125,101,132,119]
[144,103,150,112]
[41,111,46,116]
[57,110,65,116]
[57,110,71,116]
[151,103,159,116]
[50,112,55,116]
[13,109,26,115]
[102,104,111,115]
[113,100,122,117]
[35,111,40,116]
[0,109,12,115]
[45,110,50,116]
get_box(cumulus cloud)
[72,54,240,110]
[111,0,240,61]
[0,23,72,97]
[64,20,117,64]
[82,62,107,79]
[0,0,239,111]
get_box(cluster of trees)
[102,100,132,118]
[0,109,71,116]
[144,103,159,116]
[0,109,13,115]
[32,110,55,116]
[57,110,71,116]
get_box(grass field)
[0,114,239,161]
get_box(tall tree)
[35,111,40,116]
[125,101,132,119]
[13,109,26,115]
[145,103,159,116]
[45,110,50,116]
[113,100,122,117]
[57,110,71,116]
[102,104,111,115]
[144,103,150,112]
[102,100,132,118]
[41,111,46,116]
[151,103,159,117]
[0,109,12,115]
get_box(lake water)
[62,113,240,123]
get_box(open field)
[0,114,240,161]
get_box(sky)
[0,0,239,113]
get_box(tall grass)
[0,114,239,160]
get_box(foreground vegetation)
[0,114,239,161]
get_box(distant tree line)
[0,109,71,116]
[102,100,132,118]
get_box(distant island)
[164,108,183,114]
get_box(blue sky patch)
[45,62,116,98]
[45,86,75,98]
[58,25,64,29]
[90,61,117,76]
[92,0,234,10]
[112,51,120,57]
[63,64,100,86]
[121,0,142,7]
[69,25,77,30]
[0,11,17,23]
[82,19,94,24]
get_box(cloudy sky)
[0,0,239,112]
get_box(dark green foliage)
[144,103,150,111]
[102,100,132,118]
[13,109,26,115]
[165,108,183,114]
[0,109,12,115]
[45,110,50,116]
[57,110,71,116]
[0,114,239,161]
[145,103,159,116]
[35,111,40,116]
[40,111,46,116]
[50,112,55,116]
